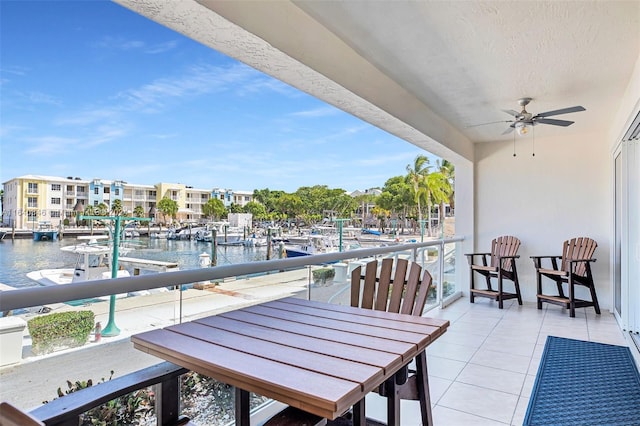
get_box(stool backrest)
[561,237,597,277]
[490,236,521,271]
[350,258,433,316]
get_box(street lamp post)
[79,214,150,337]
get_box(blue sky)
[0,1,437,193]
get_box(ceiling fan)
[499,97,586,136]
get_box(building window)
[28,183,38,194]
[51,197,61,205]
[51,184,61,191]
[27,211,37,222]
[245,196,250,201]
[28,197,38,208]
[94,200,99,207]
[50,211,61,218]
[77,186,85,193]
[94,188,100,195]
[115,189,120,196]
[104,187,110,194]
[149,190,156,197]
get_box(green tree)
[243,201,268,220]
[111,199,123,216]
[434,160,455,229]
[406,154,431,224]
[227,203,244,214]
[276,193,304,224]
[83,205,95,216]
[157,197,178,224]
[96,203,109,216]
[202,198,226,221]
[253,188,285,215]
[133,205,145,218]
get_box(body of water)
[0,238,269,289]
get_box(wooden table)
[132,297,449,425]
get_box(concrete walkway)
[0,268,352,411]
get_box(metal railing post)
[438,241,445,308]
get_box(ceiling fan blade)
[502,126,515,135]
[535,106,586,118]
[502,109,521,117]
[466,120,512,128]
[536,118,575,127]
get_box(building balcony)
[0,238,628,426]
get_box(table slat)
[193,315,402,371]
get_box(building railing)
[0,237,463,313]
[0,237,463,425]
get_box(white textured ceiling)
[293,0,639,142]
[117,0,639,152]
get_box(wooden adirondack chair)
[349,258,435,426]
[466,235,522,309]
[531,237,600,317]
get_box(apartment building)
[2,176,250,228]
[211,188,254,208]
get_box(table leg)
[385,376,400,426]
[352,398,366,426]
[416,350,433,426]
[235,387,250,426]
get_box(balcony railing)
[0,237,463,425]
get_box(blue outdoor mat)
[524,336,640,426]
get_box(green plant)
[312,267,335,285]
[45,371,155,425]
[28,310,95,354]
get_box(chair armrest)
[465,252,491,257]
[567,258,597,263]
[530,255,561,260]
[497,255,520,259]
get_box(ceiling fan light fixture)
[515,121,529,136]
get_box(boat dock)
[118,257,180,273]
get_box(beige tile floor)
[363,297,628,426]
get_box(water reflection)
[0,238,268,289]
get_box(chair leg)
[536,272,543,310]
[589,283,601,315]
[469,270,475,304]
[384,376,400,426]
[512,265,523,305]
[415,351,433,426]
[498,274,504,309]
[568,277,575,318]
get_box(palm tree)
[111,199,123,216]
[133,205,145,218]
[436,159,455,227]
[406,155,431,224]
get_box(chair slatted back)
[490,235,520,271]
[351,258,432,316]
[561,237,597,277]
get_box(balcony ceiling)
[118,0,639,154]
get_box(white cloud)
[289,106,340,118]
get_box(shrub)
[45,371,154,426]
[28,310,95,355]
[312,267,335,286]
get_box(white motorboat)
[27,237,131,299]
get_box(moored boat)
[33,222,59,241]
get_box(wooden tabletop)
[132,297,449,420]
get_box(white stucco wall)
[474,130,611,309]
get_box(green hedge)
[312,267,335,285]
[28,311,95,355]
